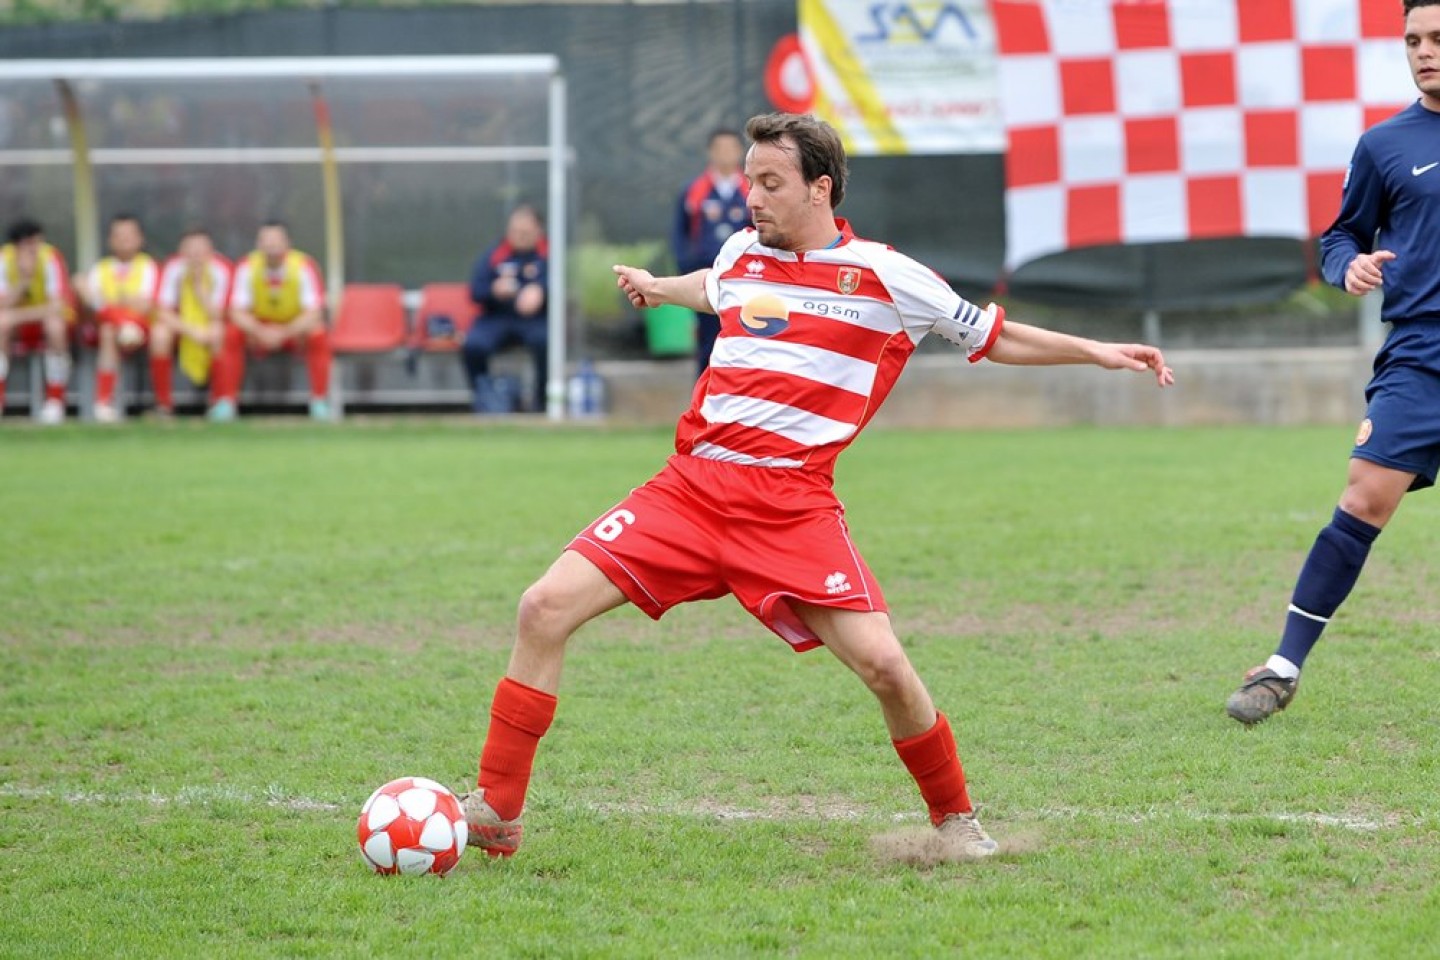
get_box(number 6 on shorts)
[593,509,635,542]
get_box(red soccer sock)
[892,712,972,826]
[305,329,332,398]
[149,355,174,411]
[44,381,65,403]
[97,369,118,406]
[477,677,557,821]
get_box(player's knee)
[852,645,914,699]
[1338,484,1402,528]
[515,578,576,643]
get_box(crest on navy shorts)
[1356,418,1372,446]
[837,267,860,296]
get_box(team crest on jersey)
[738,292,790,337]
[1356,418,1372,446]
[837,267,861,296]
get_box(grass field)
[2,421,1438,958]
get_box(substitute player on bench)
[0,218,72,424]
[155,227,231,418]
[461,113,1173,861]
[84,213,160,423]
[1227,0,1440,724]
[211,220,331,421]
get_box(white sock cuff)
[44,352,70,385]
[1287,603,1329,624]
[1265,655,1301,680]
[0,352,8,382]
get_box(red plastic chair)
[412,283,479,352]
[331,283,407,353]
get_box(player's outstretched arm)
[987,320,1174,388]
[613,265,712,314]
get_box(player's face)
[708,134,744,176]
[182,233,213,269]
[744,139,828,251]
[14,236,41,275]
[257,226,290,263]
[108,220,143,260]
[1406,5,1440,106]
[505,210,542,252]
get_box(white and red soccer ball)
[357,777,466,876]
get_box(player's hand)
[1094,343,1175,387]
[491,276,520,300]
[1345,250,1395,295]
[613,265,662,309]
[515,283,545,317]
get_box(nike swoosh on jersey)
[1413,162,1439,176]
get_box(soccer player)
[83,214,160,423]
[460,113,1173,860]
[673,128,751,376]
[154,227,232,417]
[462,205,548,413]
[211,220,331,422]
[1227,0,1440,724]
[0,218,73,424]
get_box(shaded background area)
[0,1,1353,351]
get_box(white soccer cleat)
[935,811,999,860]
[38,398,65,425]
[94,402,120,424]
[458,788,524,858]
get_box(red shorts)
[567,454,886,652]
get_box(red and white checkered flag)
[993,0,1415,270]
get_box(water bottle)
[566,358,605,418]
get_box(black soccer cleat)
[1225,666,1298,725]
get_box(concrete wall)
[600,347,1375,429]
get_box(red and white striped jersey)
[679,219,1002,477]
[157,255,233,313]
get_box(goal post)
[0,56,571,418]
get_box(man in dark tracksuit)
[672,129,750,377]
[465,205,548,412]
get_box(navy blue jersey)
[671,172,751,276]
[1320,101,1440,323]
[469,241,547,323]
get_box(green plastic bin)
[644,304,696,357]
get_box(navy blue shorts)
[1353,323,1440,491]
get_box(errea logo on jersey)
[824,571,852,595]
[745,259,766,276]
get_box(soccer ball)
[116,321,146,350]
[356,777,467,876]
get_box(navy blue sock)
[1274,508,1381,671]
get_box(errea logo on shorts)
[824,571,852,595]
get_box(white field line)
[1,784,1431,833]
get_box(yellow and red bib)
[248,250,311,324]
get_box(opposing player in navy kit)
[1227,0,1440,724]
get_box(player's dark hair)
[5,217,43,244]
[744,112,848,210]
[259,218,289,233]
[109,212,141,228]
[179,224,210,240]
[708,127,743,147]
[1404,0,1440,14]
